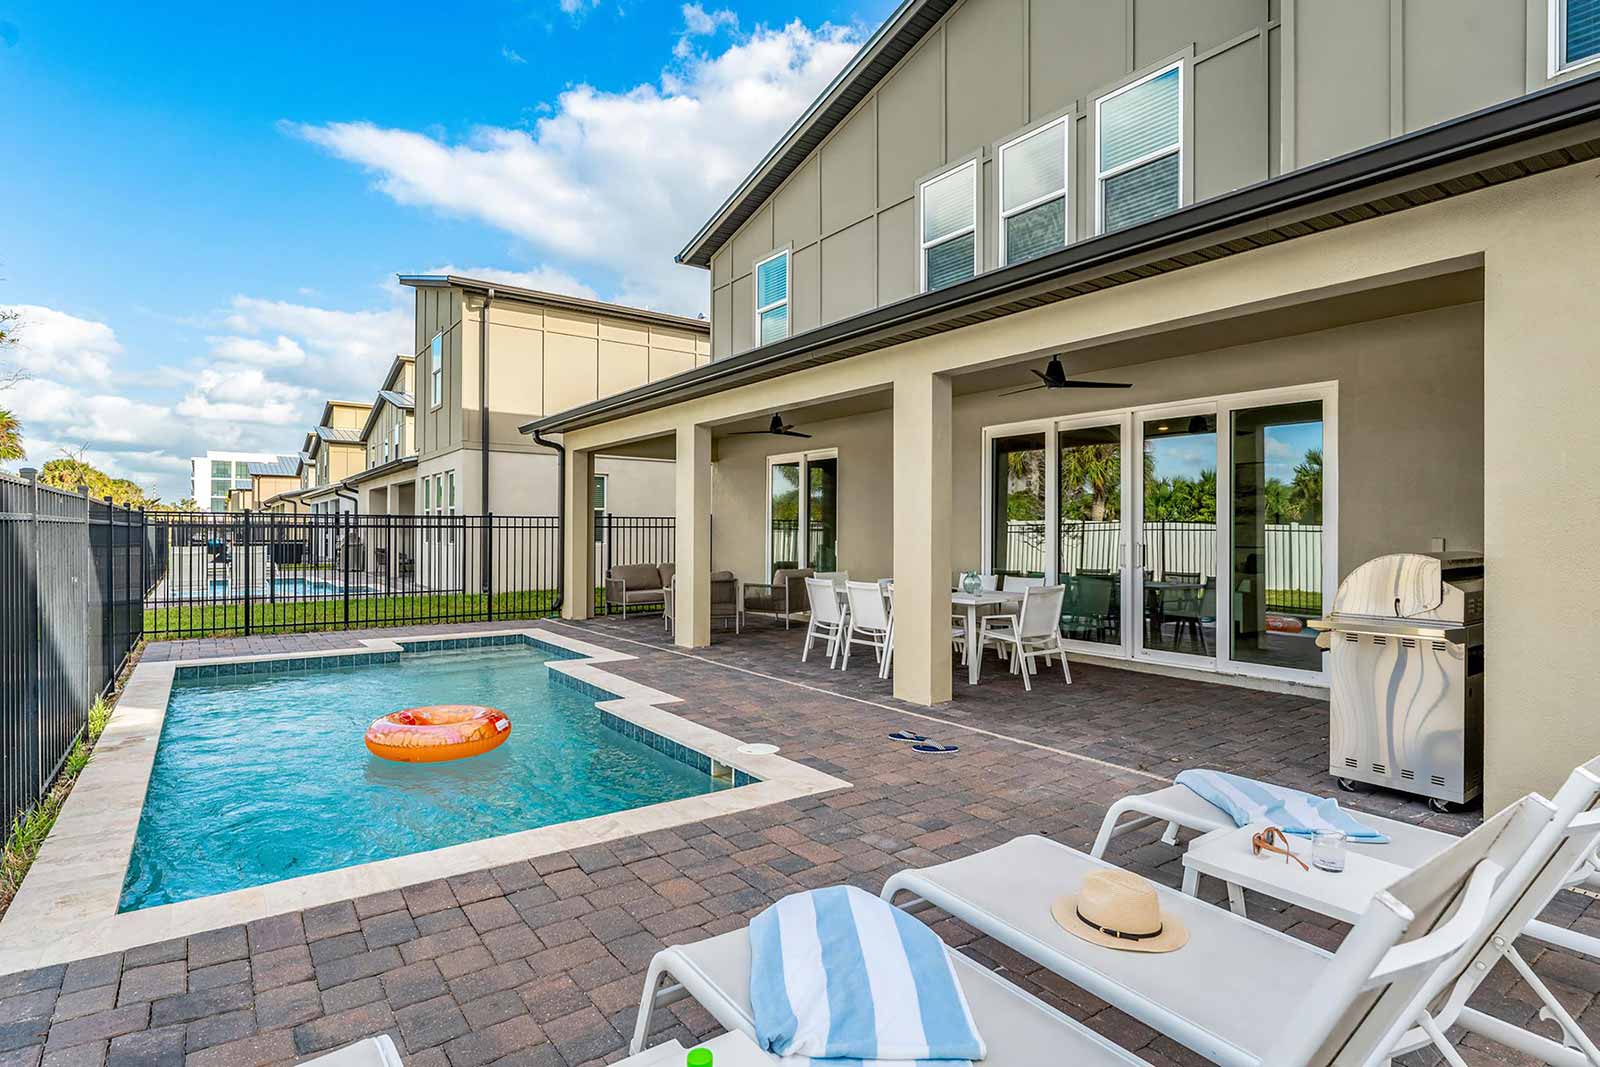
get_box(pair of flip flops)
[888,729,958,754]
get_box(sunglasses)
[1250,826,1309,872]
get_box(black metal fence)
[142,511,562,638]
[1,472,147,834]
[600,514,675,575]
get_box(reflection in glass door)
[990,432,1047,578]
[1139,413,1217,662]
[768,461,800,574]
[1230,400,1324,673]
[766,451,838,579]
[807,456,838,572]
[1059,424,1124,648]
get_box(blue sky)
[0,0,892,500]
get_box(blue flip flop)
[888,730,929,742]
[911,743,959,754]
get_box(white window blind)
[999,118,1069,266]
[1096,64,1182,234]
[1558,0,1600,69]
[920,160,978,291]
[754,251,790,345]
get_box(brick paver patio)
[2,617,1592,1067]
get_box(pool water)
[207,578,354,597]
[121,646,730,910]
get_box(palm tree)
[1290,448,1323,523]
[1060,443,1121,520]
[0,409,21,462]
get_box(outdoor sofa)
[606,563,675,617]
[741,567,813,628]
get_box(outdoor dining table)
[951,589,1024,685]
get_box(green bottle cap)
[686,1048,712,1067]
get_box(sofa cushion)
[619,588,667,604]
[610,564,663,591]
[657,563,676,587]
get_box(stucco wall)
[709,302,1483,587]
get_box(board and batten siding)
[708,0,1562,362]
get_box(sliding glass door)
[766,450,838,578]
[1136,409,1218,668]
[983,384,1335,684]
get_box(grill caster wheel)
[1336,777,1368,793]
[1428,797,1460,814]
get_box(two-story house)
[301,400,372,517]
[343,354,419,516]
[528,0,1600,811]
[226,455,302,513]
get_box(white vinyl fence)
[1001,520,1323,613]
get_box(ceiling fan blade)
[1058,380,1134,389]
[776,429,813,438]
[1030,368,1052,384]
[725,429,767,435]
[1000,383,1048,397]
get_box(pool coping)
[0,626,850,977]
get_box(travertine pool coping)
[0,627,849,976]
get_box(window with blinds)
[1557,0,1600,70]
[429,333,443,408]
[920,159,978,291]
[592,474,608,543]
[999,117,1070,267]
[754,250,790,345]
[1096,63,1182,235]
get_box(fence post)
[484,514,494,621]
[342,510,351,630]
[243,509,253,637]
[137,508,146,643]
[604,513,613,615]
[21,469,42,800]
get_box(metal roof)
[358,391,415,442]
[246,456,301,477]
[398,275,711,332]
[527,70,1600,435]
[342,455,419,486]
[677,0,955,269]
[314,425,363,444]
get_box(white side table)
[1180,823,1410,923]
[619,1031,772,1065]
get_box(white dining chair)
[980,584,1071,691]
[878,580,896,680]
[802,576,847,666]
[841,580,892,672]
[1001,574,1045,593]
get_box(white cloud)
[8,305,124,381]
[426,264,600,301]
[558,0,599,14]
[207,334,307,367]
[293,16,862,313]
[502,46,526,64]
[677,3,739,56]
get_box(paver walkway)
[1,618,1588,1067]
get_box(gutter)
[531,430,564,615]
[479,288,494,593]
[526,67,1600,436]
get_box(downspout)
[531,429,564,615]
[480,288,494,594]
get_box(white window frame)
[917,157,981,293]
[996,113,1073,267]
[392,421,402,458]
[752,249,792,344]
[763,448,840,579]
[592,473,608,544]
[1093,59,1185,236]
[1550,0,1600,75]
[429,332,443,409]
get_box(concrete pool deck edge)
[0,626,849,977]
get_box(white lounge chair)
[881,774,1600,1067]
[627,924,1155,1065]
[800,576,845,667]
[1089,760,1600,1064]
[978,583,1071,690]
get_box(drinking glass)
[1312,829,1347,873]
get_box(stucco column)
[675,422,713,649]
[892,370,953,706]
[561,447,593,621]
[1481,167,1600,811]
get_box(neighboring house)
[189,450,279,512]
[347,355,419,516]
[245,455,302,513]
[301,401,371,516]
[399,275,705,523]
[527,0,1600,812]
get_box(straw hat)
[1052,869,1189,953]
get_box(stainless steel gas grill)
[1311,552,1485,810]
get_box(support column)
[892,370,953,706]
[675,422,713,649]
[561,448,593,620]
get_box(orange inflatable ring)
[364,705,511,763]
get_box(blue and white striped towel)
[1176,768,1390,844]
[750,885,986,1066]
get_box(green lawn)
[143,588,612,640]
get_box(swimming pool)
[120,643,736,910]
[206,578,360,597]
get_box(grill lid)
[1324,551,1483,626]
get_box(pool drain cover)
[737,743,780,756]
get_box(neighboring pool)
[206,578,360,597]
[120,644,736,910]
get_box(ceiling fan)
[727,413,812,439]
[1001,356,1133,397]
